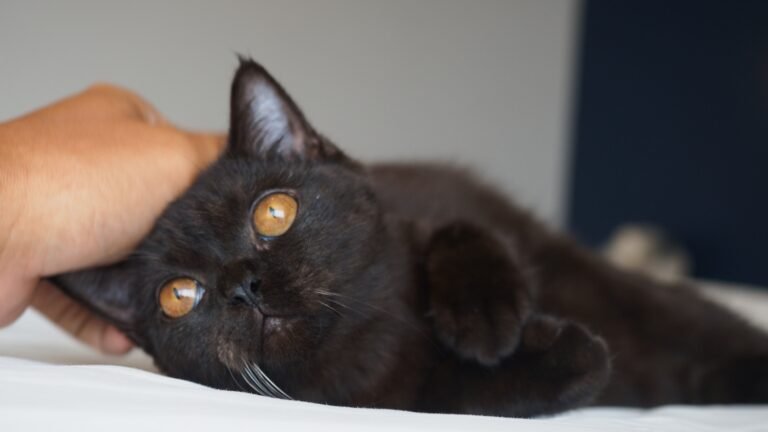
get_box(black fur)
[55,59,768,417]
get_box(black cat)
[55,58,768,417]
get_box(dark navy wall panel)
[568,1,768,286]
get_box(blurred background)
[1,1,766,286]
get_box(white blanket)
[1,282,767,431]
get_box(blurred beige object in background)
[603,224,691,283]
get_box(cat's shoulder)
[366,161,536,232]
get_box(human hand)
[0,84,225,353]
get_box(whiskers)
[316,299,344,317]
[314,289,430,340]
[314,289,363,318]
[240,361,292,400]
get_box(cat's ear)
[228,57,344,161]
[52,264,143,340]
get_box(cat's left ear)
[228,57,345,162]
[52,263,146,346]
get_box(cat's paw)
[516,315,611,407]
[429,293,525,366]
[426,222,532,366]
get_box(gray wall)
[0,0,579,225]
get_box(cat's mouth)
[263,315,299,340]
[218,307,302,368]
[258,309,302,360]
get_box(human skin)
[0,84,224,354]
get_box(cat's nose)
[230,278,262,308]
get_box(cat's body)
[56,60,768,417]
[369,162,768,413]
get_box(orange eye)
[253,193,298,237]
[159,278,204,318]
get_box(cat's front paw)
[426,222,532,366]
[516,315,611,408]
[429,293,525,366]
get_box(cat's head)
[57,59,407,399]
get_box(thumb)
[31,280,133,355]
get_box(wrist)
[0,126,34,280]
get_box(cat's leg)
[509,315,610,413]
[425,222,533,366]
[419,315,611,416]
[457,315,611,417]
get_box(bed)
[1,281,767,431]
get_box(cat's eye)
[253,192,298,237]
[159,278,205,318]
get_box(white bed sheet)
[1,282,767,432]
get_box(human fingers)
[0,273,37,328]
[31,280,133,355]
[36,83,168,125]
